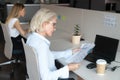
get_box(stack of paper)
[65,43,95,63]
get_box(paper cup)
[96,59,107,75]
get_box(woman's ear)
[42,22,47,28]
[42,21,49,30]
[40,22,47,32]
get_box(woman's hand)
[68,63,80,71]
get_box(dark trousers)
[11,35,27,61]
[11,35,26,51]
[11,35,27,75]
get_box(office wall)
[81,10,120,42]
[74,0,90,9]
[40,4,120,52]
[91,0,106,11]
[41,4,83,41]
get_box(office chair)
[21,38,40,80]
[0,22,25,78]
[22,39,75,80]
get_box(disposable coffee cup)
[96,59,107,75]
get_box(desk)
[74,60,120,80]
[50,39,120,80]
[21,23,29,30]
[58,52,120,80]
[21,23,30,38]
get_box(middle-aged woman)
[5,3,28,56]
[26,8,80,80]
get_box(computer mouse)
[86,63,96,69]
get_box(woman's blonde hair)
[6,3,24,23]
[29,8,57,32]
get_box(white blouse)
[26,32,72,80]
[7,18,20,37]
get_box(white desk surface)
[50,39,120,80]
[22,24,120,80]
[74,60,120,80]
[58,52,120,80]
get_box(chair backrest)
[21,39,40,80]
[0,22,13,59]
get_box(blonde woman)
[5,3,28,50]
[27,8,80,80]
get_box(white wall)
[40,4,120,52]
[81,10,120,42]
[41,4,83,41]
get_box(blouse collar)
[33,32,50,45]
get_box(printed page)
[65,43,95,63]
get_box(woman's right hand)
[68,63,80,71]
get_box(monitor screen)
[6,4,40,23]
[85,35,119,63]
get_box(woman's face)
[44,17,57,37]
[19,8,25,17]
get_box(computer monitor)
[6,4,40,23]
[85,34,119,64]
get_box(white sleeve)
[52,49,72,59]
[35,42,69,80]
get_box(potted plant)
[72,24,81,44]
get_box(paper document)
[65,43,95,63]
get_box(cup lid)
[96,59,107,64]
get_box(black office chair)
[0,21,25,78]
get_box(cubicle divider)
[41,4,120,52]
